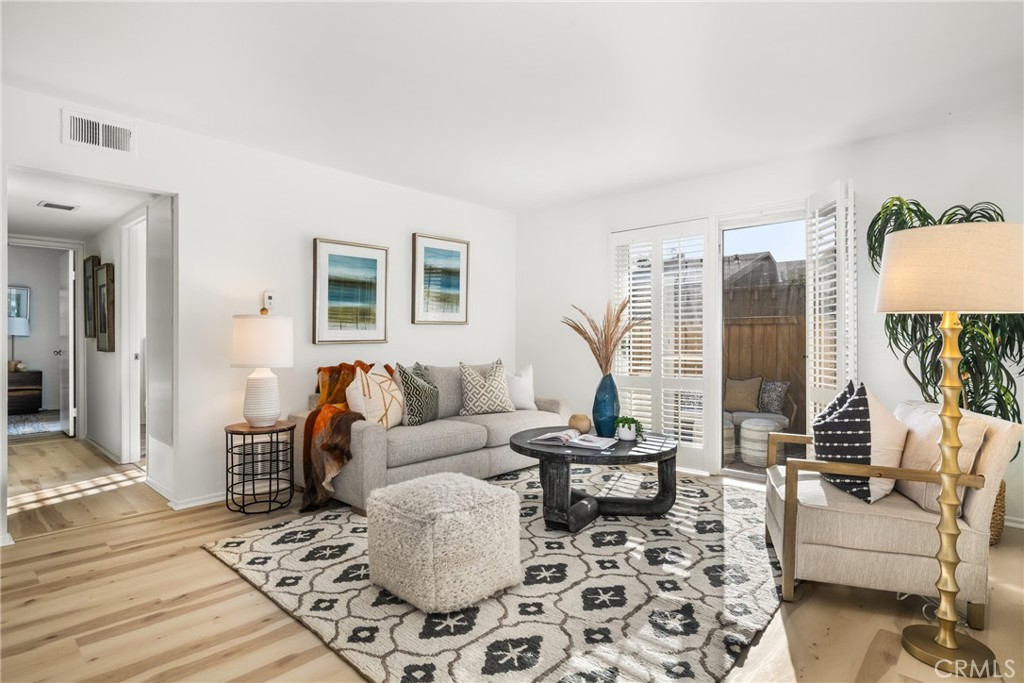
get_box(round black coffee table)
[510,426,678,532]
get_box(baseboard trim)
[143,477,175,506]
[85,438,121,464]
[168,492,224,511]
[1004,516,1023,530]
[1,532,14,547]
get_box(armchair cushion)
[765,466,987,561]
[895,402,988,515]
[724,376,762,412]
[812,383,907,502]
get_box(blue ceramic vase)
[592,374,620,437]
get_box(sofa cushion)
[386,420,488,468]
[895,401,988,515]
[347,367,404,430]
[724,377,762,412]
[396,362,439,427]
[506,364,537,410]
[426,363,494,418]
[460,360,516,415]
[765,465,986,561]
[446,410,564,448]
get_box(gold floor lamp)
[876,221,1024,675]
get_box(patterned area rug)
[7,410,62,436]
[205,466,781,683]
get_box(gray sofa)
[290,363,569,510]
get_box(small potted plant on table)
[615,416,645,442]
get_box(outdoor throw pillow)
[397,362,439,426]
[894,401,988,516]
[758,380,790,415]
[812,382,908,502]
[346,367,404,430]
[459,359,516,415]
[506,364,538,410]
[723,376,762,412]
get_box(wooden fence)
[724,315,806,435]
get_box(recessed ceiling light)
[37,200,80,212]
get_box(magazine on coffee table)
[529,429,617,451]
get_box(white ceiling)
[3,2,1022,213]
[7,169,155,241]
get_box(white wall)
[7,245,62,408]
[517,107,1024,524]
[2,85,518,509]
[84,218,128,457]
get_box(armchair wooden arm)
[769,431,987,601]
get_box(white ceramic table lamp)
[876,222,1023,675]
[231,312,294,427]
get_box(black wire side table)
[224,420,296,514]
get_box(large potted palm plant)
[868,198,1023,543]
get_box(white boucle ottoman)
[367,472,523,613]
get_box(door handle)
[53,350,64,356]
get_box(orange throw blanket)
[300,406,365,512]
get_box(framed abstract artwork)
[83,255,100,338]
[96,263,115,352]
[314,238,388,343]
[412,233,469,324]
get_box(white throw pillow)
[346,367,404,430]
[863,388,909,501]
[506,365,537,410]
[894,401,988,514]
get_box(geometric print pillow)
[396,362,439,427]
[812,382,908,502]
[459,359,516,416]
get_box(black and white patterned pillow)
[460,360,516,415]
[812,383,872,501]
[396,362,439,426]
[811,382,908,503]
[758,381,790,415]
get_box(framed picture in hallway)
[313,238,388,344]
[83,255,100,338]
[412,233,469,324]
[96,263,115,352]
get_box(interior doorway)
[4,168,172,541]
[6,242,78,440]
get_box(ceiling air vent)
[61,108,137,155]
[37,201,80,212]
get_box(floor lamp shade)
[876,222,1024,313]
[231,314,293,427]
[8,317,30,338]
[874,222,1023,675]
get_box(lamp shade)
[230,314,293,368]
[8,317,30,337]
[875,222,1024,313]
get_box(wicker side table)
[224,420,296,514]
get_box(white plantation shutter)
[611,219,711,467]
[806,180,857,416]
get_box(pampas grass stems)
[561,297,649,375]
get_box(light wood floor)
[2,485,1021,682]
[6,435,167,540]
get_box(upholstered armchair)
[764,401,1022,630]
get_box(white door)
[124,218,147,463]
[610,218,717,471]
[145,196,175,490]
[806,180,857,415]
[58,250,76,436]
